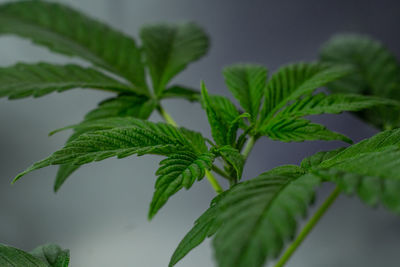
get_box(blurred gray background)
[1,0,399,266]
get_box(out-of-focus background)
[0,0,399,266]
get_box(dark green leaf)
[162,85,200,102]
[213,165,320,267]
[217,146,244,180]
[0,63,136,99]
[169,193,225,267]
[0,1,147,90]
[0,244,48,267]
[320,34,400,129]
[223,64,267,121]
[149,151,215,218]
[140,23,209,94]
[30,243,70,267]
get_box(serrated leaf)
[162,85,200,102]
[213,165,320,267]
[260,117,352,143]
[30,243,70,267]
[149,151,215,218]
[169,193,225,267]
[223,64,267,121]
[217,145,244,180]
[14,119,206,182]
[201,82,244,146]
[300,147,345,170]
[0,63,136,99]
[0,1,147,90]
[140,22,209,94]
[279,93,396,118]
[320,34,400,129]
[260,63,353,123]
[0,244,48,267]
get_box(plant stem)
[158,105,178,127]
[158,104,224,194]
[274,186,341,267]
[211,165,231,181]
[205,169,223,193]
[242,136,256,159]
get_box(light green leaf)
[30,243,70,267]
[169,193,225,267]
[0,63,136,99]
[140,23,209,94]
[223,64,267,121]
[320,34,400,129]
[14,119,205,182]
[260,117,352,143]
[162,85,200,102]
[149,151,215,218]
[0,1,147,90]
[0,244,48,267]
[260,63,352,123]
[217,145,244,180]
[279,93,396,118]
[213,165,320,267]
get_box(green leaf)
[306,129,400,214]
[201,82,244,146]
[0,244,48,267]
[149,151,215,218]
[217,145,245,180]
[278,93,396,118]
[0,1,147,90]
[169,193,225,267]
[53,95,156,191]
[14,119,205,182]
[260,63,353,123]
[300,147,345,170]
[0,63,136,99]
[140,22,209,94]
[213,165,320,267]
[162,85,200,102]
[260,117,352,143]
[30,244,70,267]
[320,34,400,129]
[223,64,267,121]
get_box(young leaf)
[213,165,320,267]
[140,23,209,94]
[0,1,147,90]
[0,244,48,267]
[223,64,267,121]
[14,119,205,182]
[0,63,137,99]
[260,63,352,123]
[260,117,352,143]
[278,93,396,118]
[169,193,226,267]
[162,85,200,102]
[320,34,400,129]
[149,151,215,218]
[217,145,245,180]
[30,243,70,267]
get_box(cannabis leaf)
[140,23,209,95]
[14,119,205,182]
[217,145,245,180]
[149,151,215,218]
[0,243,69,267]
[0,63,137,100]
[223,64,267,121]
[305,129,400,214]
[162,85,200,102]
[320,34,400,129]
[169,193,225,267]
[213,165,320,267]
[0,1,147,90]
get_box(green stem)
[205,170,223,193]
[242,136,256,159]
[158,105,178,127]
[158,104,224,194]
[211,165,231,181]
[274,186,341,267]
